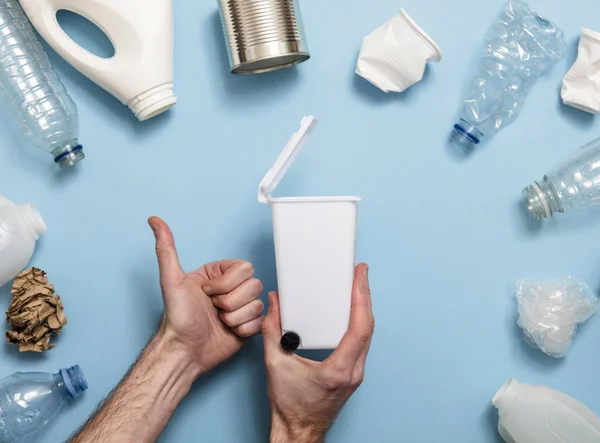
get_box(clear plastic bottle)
[524,137,600,219]
[0,366,87,443]
[0,0,83,168]
[450,0,566,150]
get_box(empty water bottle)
[0,366,88,442]
[450,0,566,150]
[0,0,83,168]
[524,137,600,219]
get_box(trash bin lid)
[258,115,318,204]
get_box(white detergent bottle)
[20,0,176,121]
[493,378,600,443]
[0,196,46,288]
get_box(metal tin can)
[217,0,310,74]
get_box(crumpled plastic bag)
[516,278,598,358]
[6,268,67,352]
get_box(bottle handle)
[21,0,110,74]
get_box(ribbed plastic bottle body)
[547,138,600,211]
[0,0,82,166]
[451,0,566,150]
[0,372,66,443]
[524,137,600,218]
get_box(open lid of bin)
[258,115,318,204]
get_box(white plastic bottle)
[493,378,600,443]
[20,0,176,121]
[0,196,46,288]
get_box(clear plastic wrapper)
[516,278,598,358]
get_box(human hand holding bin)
[262,264,374,442]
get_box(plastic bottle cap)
[60,365,88,399]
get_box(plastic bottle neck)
[451,119,483,151]
[15,204,46,241]
[53,373,72,400]
[127,83,176,121]
[52,139,85,169]
[523,179,563,219]
[493,378,518,410]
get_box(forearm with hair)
[269,414,327,443]
[69,328,200,443]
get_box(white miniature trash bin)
[258,116,361,350]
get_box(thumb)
[148,216,186,286]
[262,291,283,355]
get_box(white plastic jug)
[493,378,600,443]
[0,196,46,288]
[258,116,361,351]
[20,0,176,121]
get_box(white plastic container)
[493,378,600,443]
[20,0,176,121]
[258,116,361,350]
[0,196,46,288]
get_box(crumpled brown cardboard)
[6,268,67,352]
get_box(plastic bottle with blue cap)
[450,0,566,151]
[0,365,88,442]
[0,0,83,168]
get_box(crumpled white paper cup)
[355,9,442,93]
[561,28,600,114]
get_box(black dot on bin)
[280,332,300,352]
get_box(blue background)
[1,0,600,441]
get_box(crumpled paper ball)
[516,277,598,358]
[6,267,67,352]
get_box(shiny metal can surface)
[217,0,310,74]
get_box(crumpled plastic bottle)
[451,0,567,150]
